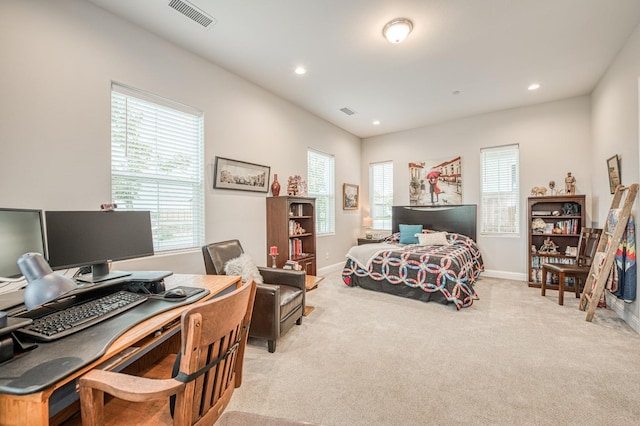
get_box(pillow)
[398,224,423,244]
[224,253,264,284]
[416,231,449,246]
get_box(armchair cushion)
[224,254,264,284]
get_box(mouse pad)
[151,286,206,301]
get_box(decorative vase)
[271,174,281,196]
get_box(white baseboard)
[606,296,640,333]
[482,269,527,281]
[316,262,344,276]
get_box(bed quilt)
[342,232,483,309]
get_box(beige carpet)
[226,272,640,425]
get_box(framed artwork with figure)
[607,155,621,194]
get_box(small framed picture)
[213,157,270,193]
[343,183,359,210]
[606,155,621,194]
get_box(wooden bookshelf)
[527,194,585,288]
[266,196,316,276]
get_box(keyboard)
[18,291,148,342]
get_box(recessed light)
[373,120,381,125]
[528,83,541,91]
[452,90,460,95]
[294,66,306,75]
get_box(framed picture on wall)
[343,183,359,210]
[213,156,271,193]
[606,154,621,194]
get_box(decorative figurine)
[539,237,559,254]
[565,172,576,195]
[530,186,547,196]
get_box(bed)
[342,205,484,309]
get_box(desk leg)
[0,391,49,426]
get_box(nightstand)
[357,237,385,245]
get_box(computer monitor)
[45,211,154,283]
[0,208,47,280]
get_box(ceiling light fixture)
[528,83,541,91]
[383,18,413,44]
[294,66,307,75]
[373,120,381,125]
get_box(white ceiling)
[85,0,640,138]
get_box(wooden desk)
[0,274,241,426]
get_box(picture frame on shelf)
[213,156,271,193]
[343,183,359,210]
[606,154,621,194]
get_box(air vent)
[340,107,357,116]
[168,0,216,28]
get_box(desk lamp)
[17,252,77,310]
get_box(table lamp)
[17,252,77,310]
[362,216,374,239]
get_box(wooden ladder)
[579,183,638,321]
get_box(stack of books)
[283,260,302,271]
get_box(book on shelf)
[289,238,303,257]
[290,204,304,217]
[532,211,552,216]
[553,219,578,234]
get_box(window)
[307,149,335,235]
[111,83,204,252]
[480,144,519,235]
[370,161,393,229]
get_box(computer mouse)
[164,288,187,299]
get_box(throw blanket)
[345,243,398,269]
[606,210,636,302]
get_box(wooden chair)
[78,281,256,426]
[541,228,602,305]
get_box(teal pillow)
[398,224,423,244]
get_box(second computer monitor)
[0,208,46,280]
[45,210,154,283]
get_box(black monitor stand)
[75,262,131,284]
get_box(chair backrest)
[173,280,256,425]
[202,240,245,275]
[575,227,603,267]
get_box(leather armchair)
[202,240,306,353]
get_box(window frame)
[480,144,520,237]
[110,82,205,253]
[369,161,394,230]
[307,148,335,235]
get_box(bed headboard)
[392,205,477,241]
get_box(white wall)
[0,0,360,274]
[591,23,640,331]
[361,96,592,279]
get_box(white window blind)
[111,83,204,252]
[480,144,519,235]
[370,161,393,229]
[307,149,335,235]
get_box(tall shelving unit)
[527,194,586,288]
[266,196,316,276]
